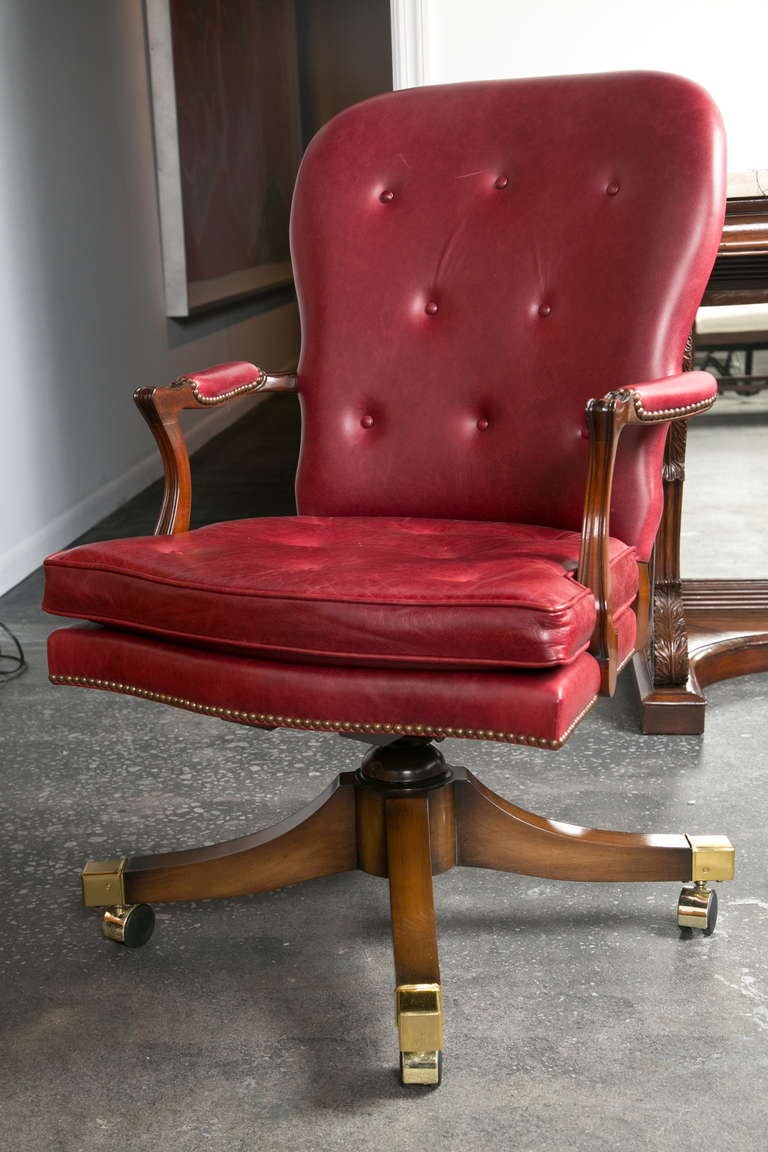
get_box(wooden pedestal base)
[80,737,735,1085]
[635,579,768,734]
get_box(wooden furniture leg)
[634,421,768,734]
[82,774,359,944]
[455,769,693,881]
[385,795,444,1085]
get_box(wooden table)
[634,196,768,733]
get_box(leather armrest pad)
[628,371,717,418]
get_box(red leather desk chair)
[44,73,734,1086]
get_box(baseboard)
[0,400,252,597]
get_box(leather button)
[360,415,375,428]
[379,189,395,203]
[538,303,552,317]
[425,301,439,315]
[494,175,509,189]
[606,181,620,196]
[476,418,490,431]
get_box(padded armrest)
[622,371,717,422]
[170,361,296,406]
[134,361,297,536]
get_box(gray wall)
[0,1,299,594]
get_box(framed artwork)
[145,0,302,316]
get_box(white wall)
[0,1,299,595]
[402,0,767,172]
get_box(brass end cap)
[395,983,444,1052]
[81,858,126,907]
[685,835,735,882]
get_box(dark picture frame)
[145,0,302,317]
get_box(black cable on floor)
[0,621,27,684]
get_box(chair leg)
[385,795,444,1086]
[81,772,359,943]
[454,768,734,908]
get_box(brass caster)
[677,882,718,935]
[400,1050,442,1086]
[101,904,155,948]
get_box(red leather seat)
[45,516,638,669]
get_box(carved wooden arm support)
[578,371,717,696]
[134,360,297,536]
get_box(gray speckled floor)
[1,396,766,1151]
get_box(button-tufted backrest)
[290,73,725,559]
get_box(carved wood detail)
[650,402,691,687]
[652,580,690,686]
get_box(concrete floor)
[1,395,766,1151]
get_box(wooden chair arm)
[134,361,297,536]
[577,373,717,696]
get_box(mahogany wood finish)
[355,786,457,879]
[125,774,357,904]
[637,199,768,732]
[115,740,697,926]
[634,561,652,654]
[454,770,691,881]
[134,370,297,536]
[651,419,691,689]
[637,581,768,734]
[578,394,629,695]
[385,796,441,987]
[702,198,768,307]
[578,388,712,696]
[684,581,768,686]
[633,412,699,733]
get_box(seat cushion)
[44,516,637,671]
[47,625,604,749]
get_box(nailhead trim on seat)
[49,674,597,749]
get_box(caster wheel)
[400,1050,442,1086]
[102,903,155,948]
[677,884,718,936]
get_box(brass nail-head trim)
[170,370,269,405]
[81,858,127,907]
[192,370,268,404]
[396,983,444,1053]
[600,388,715,423]
[685,835,735,882]
[630,392,715,422]
[50,672,596,750]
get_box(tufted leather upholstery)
[292,72,725,561]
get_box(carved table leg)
[634,418,707,733]
[634,413,768,733]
